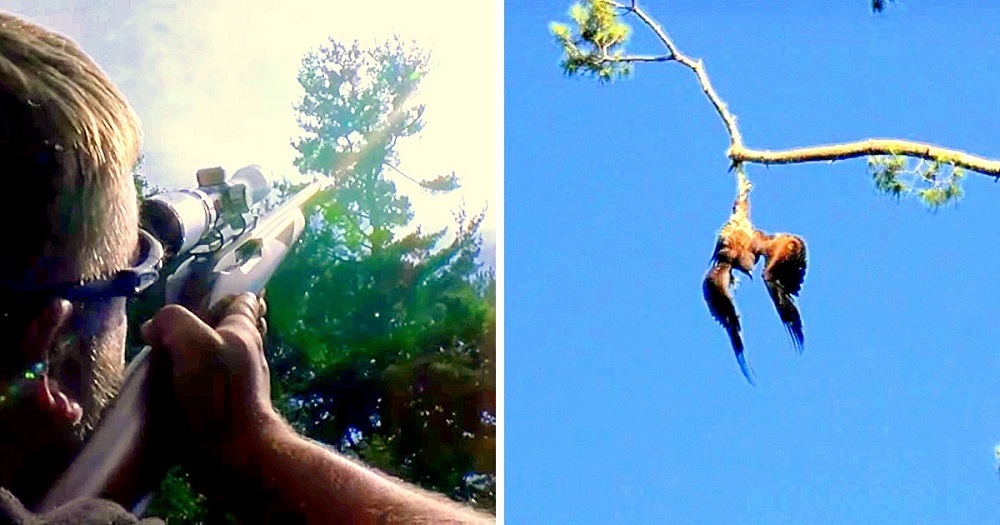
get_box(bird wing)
[708,236,726,264]
[703,262,756,385]
[761,234,807,352]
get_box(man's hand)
[139,293,493,523]
[140,293,281,465]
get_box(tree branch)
[611,1,743,149]
[730,140,1000,176]
[386,162,424,186]
[605,0,999,179]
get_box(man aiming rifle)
[0,11,491,523]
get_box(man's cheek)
[88,339,127,432]
[71,298,127,434]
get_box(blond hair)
[0,12,141,284]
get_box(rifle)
[37,165,330,515]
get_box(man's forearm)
[213,416,493,524]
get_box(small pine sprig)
[550,0,633,82]
[869,155,964,209]
[419,171,461,193]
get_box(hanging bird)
[703,173,808,384]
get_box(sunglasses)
[0,229,163,303]
[0,231,163,389]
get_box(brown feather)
[758,233,807,351]
[703,260,755,384]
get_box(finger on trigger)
[203,294,237,326]
[145,305,218,349]
[146,305,228,376]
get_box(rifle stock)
[37,180,325,514]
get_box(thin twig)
[385,162,425,186]
[601,53,672,63]
[610,1,743,148]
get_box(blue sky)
[506,1,1000,523]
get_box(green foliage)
[869,155,906,198]
[143,467,211,524]
[918,184,963,208]
[127,35,494,522]
[132,155,162,202]
[868,155,964,209]
[265,205,496,510]
[419,171,461,193]
[551,0,633,81]
[274,36,496,511]
[291,36,428,231]
[289,35,457,253]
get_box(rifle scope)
[140,165,270,258]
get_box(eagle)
[703,177,807,384]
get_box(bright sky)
[6,0,498,246]
[508,1,1000,524]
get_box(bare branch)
[385,163,460,192]
[599,0,999,181]
[610,1,742,148]
[730,140,1000,177]
[385,162,423,185]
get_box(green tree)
[266,36,495,511]
[126,36,494,523]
